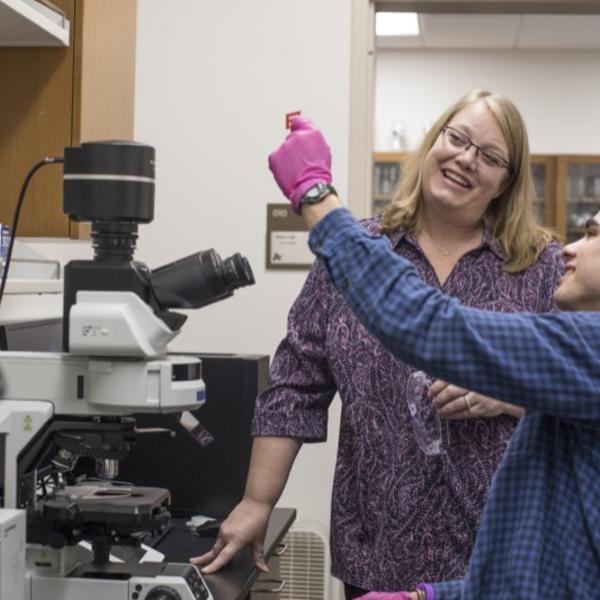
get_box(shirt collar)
[384,224,507,260]
[481,227,507,260]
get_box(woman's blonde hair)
[380,89,555,273]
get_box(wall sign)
[266,204,314,270]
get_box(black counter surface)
[152,507,296,600]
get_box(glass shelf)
[565,162,600,241]
[530,157,556,227]
[372,153,406,216]
[373,162,401,198]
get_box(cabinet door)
[372,154,557,226]
[0,0,75,237]
[372,152,406,216]
[0,0,136,238]
[556,156,600,243]
[530,155,556,228]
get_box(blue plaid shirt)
[309,208,600,600]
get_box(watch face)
[300,182,335,207]
[305,185,323,199]
[301,182,330,204]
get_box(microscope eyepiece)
[222,253,255,289]
[62,140,255,349]
[150,249,255,310]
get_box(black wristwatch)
[299,182,337,208]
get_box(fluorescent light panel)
[376,12,420,37]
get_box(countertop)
[153,507,296,600]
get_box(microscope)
[0,141,254,600]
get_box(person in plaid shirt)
[268,117,600,599]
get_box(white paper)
[270,231,313,265]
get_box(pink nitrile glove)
[356,593,414,600]
[268,116,332,214]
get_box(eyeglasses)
[441,125,512,173]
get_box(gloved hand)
[356,593,414,600]
[268,116,332,214]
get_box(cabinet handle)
[253,578,286,593]
[273,543,288,556]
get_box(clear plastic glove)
[356,592,416,600]
[189,496,272,574]
[268,116,332,214]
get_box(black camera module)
[62,141,255,349]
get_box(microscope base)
[28,562,213,600]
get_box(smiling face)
[554,213,600,311]
[421,100,512,225]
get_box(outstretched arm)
[308,207,600,421]
[267,117,600,421]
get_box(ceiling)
[376,14,600,49]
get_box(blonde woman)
[192,90,564,597]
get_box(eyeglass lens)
[444,127,508,169]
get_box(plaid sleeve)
[309,209,600,422]
[428,579,463,599]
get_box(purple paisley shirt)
[252,216,564,591]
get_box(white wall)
[375,49,600,153]
[133,0,351,356]
[133,1,351,594]
[3,3,352,595]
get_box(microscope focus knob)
[145,586,181,600]
[47,531,67,549]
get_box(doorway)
[349,0,600,231]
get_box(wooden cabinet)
[530,155,557,229]
[372,151,407,215]
[372,152,600,244]
[556,156,600,243]
[0,0,137,238]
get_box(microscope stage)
[29,484,172,547]
[43,484,170,521]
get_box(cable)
[0,157,64,307]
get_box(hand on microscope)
[190,495,271,574]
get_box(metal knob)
[144,586,182,600]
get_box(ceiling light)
[376,12,420,36]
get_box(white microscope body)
[0,140,254,600]
[1,293,211,600]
